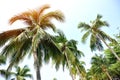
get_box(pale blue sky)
[0,0,120,80]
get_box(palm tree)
[88,54,112,80]
[52,30,85,80]
[78,14,120,62]
[0,4,64,80]
[11,65,32,80]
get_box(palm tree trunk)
[97,34,120,62]
[33,52,41,80]
[36,64,41,80]
[64,52,75,80]
[105,71,112,80]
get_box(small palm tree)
[11,65,32,80]
[78,14,120,62]
[0,4,64,80]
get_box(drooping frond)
[95,36,104,51]
[40,19,56,31]
[0,29,24,47]
[39,37,63,65]
[78,22,91,32]
[99,30,117,43]
[90,34,97,51]
[90,34,103,51]
[81,30,90,43]
[1,30,32,70]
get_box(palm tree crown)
[78,14,120,62]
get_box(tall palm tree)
[78,14,120,62]
[0,4,64,80]
[11,65,32,80]
[52,30,85,80]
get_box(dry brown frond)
[38,4,50,16]
[29,10,39,23]
[9,11,32,25]
[0,29,24,39]
[40,10,65,24]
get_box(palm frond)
[67,39,84,58]
[39,10,65,24]
[0,69,15,79]
[9,12,32,25]
[92,14,109,29]
[28,10,39,24]
[21,66,30,75]
[96,36,104,51]
[1,35,32,70]
[0,29,24,47]
[90,34,97,51]
[96,14,102,19]
[99,30,117,43]
[93,20,109,29]
[40,20,56,31]
[24,74,32,78]
[13,65,32,79]
[78,22,91,32]
[38,4,50,16]
[81,31,90,43]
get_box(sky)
[0,0,120,80]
